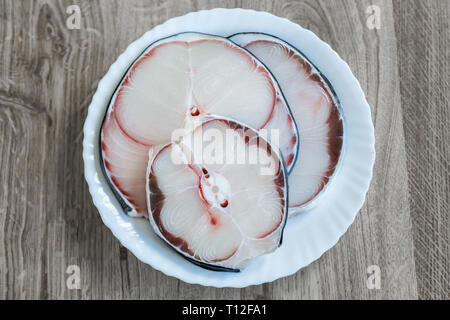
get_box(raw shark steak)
[147,117,288,271]
[230,33,344,215]
[100,32,298,217]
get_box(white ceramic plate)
[83,8,375,288]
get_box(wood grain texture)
[393,0,450,300]
[0,0,447,300]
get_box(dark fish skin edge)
[180,253,241,273]
[277,148,289,248]
[98,141,133,214]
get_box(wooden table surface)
[0,0,448,300]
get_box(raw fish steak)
[230,33,344,215]
[147,117,288,271]
[100,32,298,217]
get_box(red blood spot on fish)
[220,200,228,208]
[190,106,200,116]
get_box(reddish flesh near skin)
[237,38,344,211]
[101,112,149,215]
[101,33,298,217]
[147,118,287,269]
[262,98,298,168]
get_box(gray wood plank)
[393,0,450,300]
